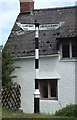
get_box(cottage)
[5,0,77,114]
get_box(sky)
[0,0,76,46]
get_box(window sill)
[60,58,77,62]
[40,97,58,101]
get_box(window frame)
[39,79,58,100]
[60,39,77,59]
[72,40,77,58]
[62,40,70,58]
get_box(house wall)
[13,55,75,114]
[40,56,75,114]
[75,61,77,104]
[13,58,35,113]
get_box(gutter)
[14,53,59,60]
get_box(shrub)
[2,46,15,87]
[55,104,77,117]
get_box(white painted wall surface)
[13,55,76,114]
[75,61,77,104]
[39,56,75,114]
[13,58,35,113]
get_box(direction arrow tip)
[60,22,65,26]
[16,22,21,26]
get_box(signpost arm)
[34,22,40,113]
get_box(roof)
[5,6,77,58]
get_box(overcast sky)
[0,0,76,46]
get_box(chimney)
[19,0,34,13]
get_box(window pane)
[62,41,69,58]
[72,40,77,57]
[50,80,57,97]
[40,80,48,98]
[39,79,58,99]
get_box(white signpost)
[16,22,64,31]
[16,21,64,113]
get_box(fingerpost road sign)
[16,21,64,113]
[16,22,64,31]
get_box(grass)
[2,108,50,118]
[1,107,77,120]
[0,107,2,119]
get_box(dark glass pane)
[50,80,57,97]
[72,40,77,57]
[62,42,69,58]
[40,80,48,98]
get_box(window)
[62,41,70,58]
[61,39,77,58]
[72,40,77,57]
[39,79,58,100]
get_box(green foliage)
[0,46,2,88]
[55,104,77,117]
[2,107,77,119]
[2,46,15,87]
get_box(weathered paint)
[13,55,76,114]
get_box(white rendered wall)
[13,58,35,113]
[39,56,75,114]
[13,55,76,114]
[75,61,77,104]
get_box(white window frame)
[60,40,77,59]
[39,79,58,100]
